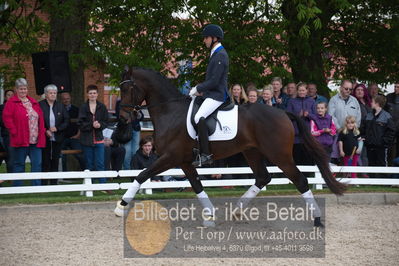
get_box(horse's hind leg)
[181,163,216,227]
[236,149,271,208]
[276,158,323,227]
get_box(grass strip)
[0,184,398,205]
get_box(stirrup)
[201,154,213,166]
[192,152,202,167]
[192,154,213,167]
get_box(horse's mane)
[133,67,183,97]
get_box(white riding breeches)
[194,98,224,124]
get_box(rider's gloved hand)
[189,86,198,97]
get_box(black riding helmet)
[202,24,224,40]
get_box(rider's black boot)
[192,117,213,167]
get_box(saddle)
[190,96,235,135]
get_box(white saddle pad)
[186,98,238,141]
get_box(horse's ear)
[122,65,130,80]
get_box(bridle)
[119,76,189,115]
[119,78,143,112]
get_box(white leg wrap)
[114,200,129,217]
[196,191,215,216]
[301,190,321,218]
[236,185,261,209]
[122,180,141,203]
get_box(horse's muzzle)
[119,109,137,124]
[118,114,129,124]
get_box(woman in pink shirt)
[2,78,46,186]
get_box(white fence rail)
[0,166,398,197]
[0,170,119,197]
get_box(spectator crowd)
[0,78,144,189]
[0,77,398,187]
[212,78,398,179]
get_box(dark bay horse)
[115,66,345,226]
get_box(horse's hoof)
[202,215,216,227]
[314,217,324,227]
[203,220,216,227]
[232,210,242,221]
[114,200,129,217]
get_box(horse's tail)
[286,112,346,195]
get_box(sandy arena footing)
[0,193,398,265]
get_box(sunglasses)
[342,87,352,91]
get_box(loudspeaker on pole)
[32,51,72,95]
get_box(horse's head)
[119,66,146,123]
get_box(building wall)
[83,66,106,106]
[0,1,106,107]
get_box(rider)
[189,24,230,167]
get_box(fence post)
[143,179,153,195]
[83,170,93,197]
[313,170,323,190]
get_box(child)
[310,102,337,158]
[338,116,361,178]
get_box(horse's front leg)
[114,154,175,216]
[181,163,216,227]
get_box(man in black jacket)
[103,127,125,171]
[60,92,85,171]
[386,83,399,159]
[361,95,396,176]
[115,99,143,170]
[189,24,230,167]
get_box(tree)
[0,0,48,89]
[2,0,397,99]
[88,0,292,90]
[88,0,184,87]
[326,0,399,85]
[281,0,351,96]
[281,0,399,95]
[0,0,96,105]
[45,0,96,106]
[175,0,290,89]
